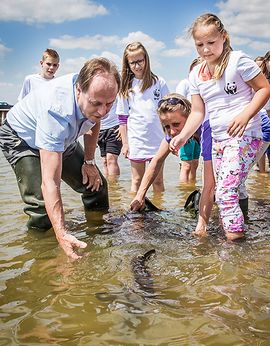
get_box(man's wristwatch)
[84,159,96,165]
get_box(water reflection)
[1,151,270,345]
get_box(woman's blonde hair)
[189,13,232,80]
[157,93,191,118]
[119,42,158,97]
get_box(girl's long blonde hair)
[189,13,232,80]
[120,42,158,97]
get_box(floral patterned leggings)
[213,135,262,233]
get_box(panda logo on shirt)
[153,88,161,100]
[224,82,237,95]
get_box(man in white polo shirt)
[0,57,120,259]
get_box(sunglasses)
[158,97,185,108]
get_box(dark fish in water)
[143,197,161,212]
[131,249,156,293]
[184,190,201,214]
[95,249,156,303]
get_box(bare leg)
[188,159,199,182]
[257,154,266,173]
[194,160,215,237]
[179,161,191,183]
[130,161,146,193]
[106,153,120,176]
[101,156,108,176]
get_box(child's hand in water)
[169,135,187,154]
[227,113,249,137]
[130,197,145,211]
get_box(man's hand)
[82,164,102,191]
[57,233,87,260]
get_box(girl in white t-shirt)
[170,13,270,240]
[117,42,169,192]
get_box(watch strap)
[84,159,96,165]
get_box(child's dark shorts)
[98,125,122,157]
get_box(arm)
[82,122,103,191]
[119,122,129,158]
[130,139,170,211]
[170,94,205,152]
[40,149,87,259]
[227,72,270,137]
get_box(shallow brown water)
[0,150,270,345]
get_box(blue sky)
[0,0,269,104]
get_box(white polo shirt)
[7,73,96,152]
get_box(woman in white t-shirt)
[117,42,169,192]
[170,13,270,241]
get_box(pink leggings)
[213,135,261,233]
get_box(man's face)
[76,72,118,122]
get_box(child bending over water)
[130,93,191,211]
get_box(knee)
[153,180,164,190]
[102,157,108,167]
[106,155,119,169]
[180,161,191,172]
[132,175,142,187]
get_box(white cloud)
[121,32,166,54]
[0,0,108,24]
[0,82,13,87]
[217,0,270,39]
[90,51,122,68]
[229,34,269,52]
[162,35,194,57]
[50,31,166,56]
[50,34,120,50]
[162,48,193,58]
[0,43,11,57]
[230,36,252,46]
[54,53,121,79]
[49,31,167,71]
[248,41,270,51]
[58,57,88,75]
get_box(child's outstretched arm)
[227,72,270,137]
[169,94,205,152]
[130,140,170,211]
